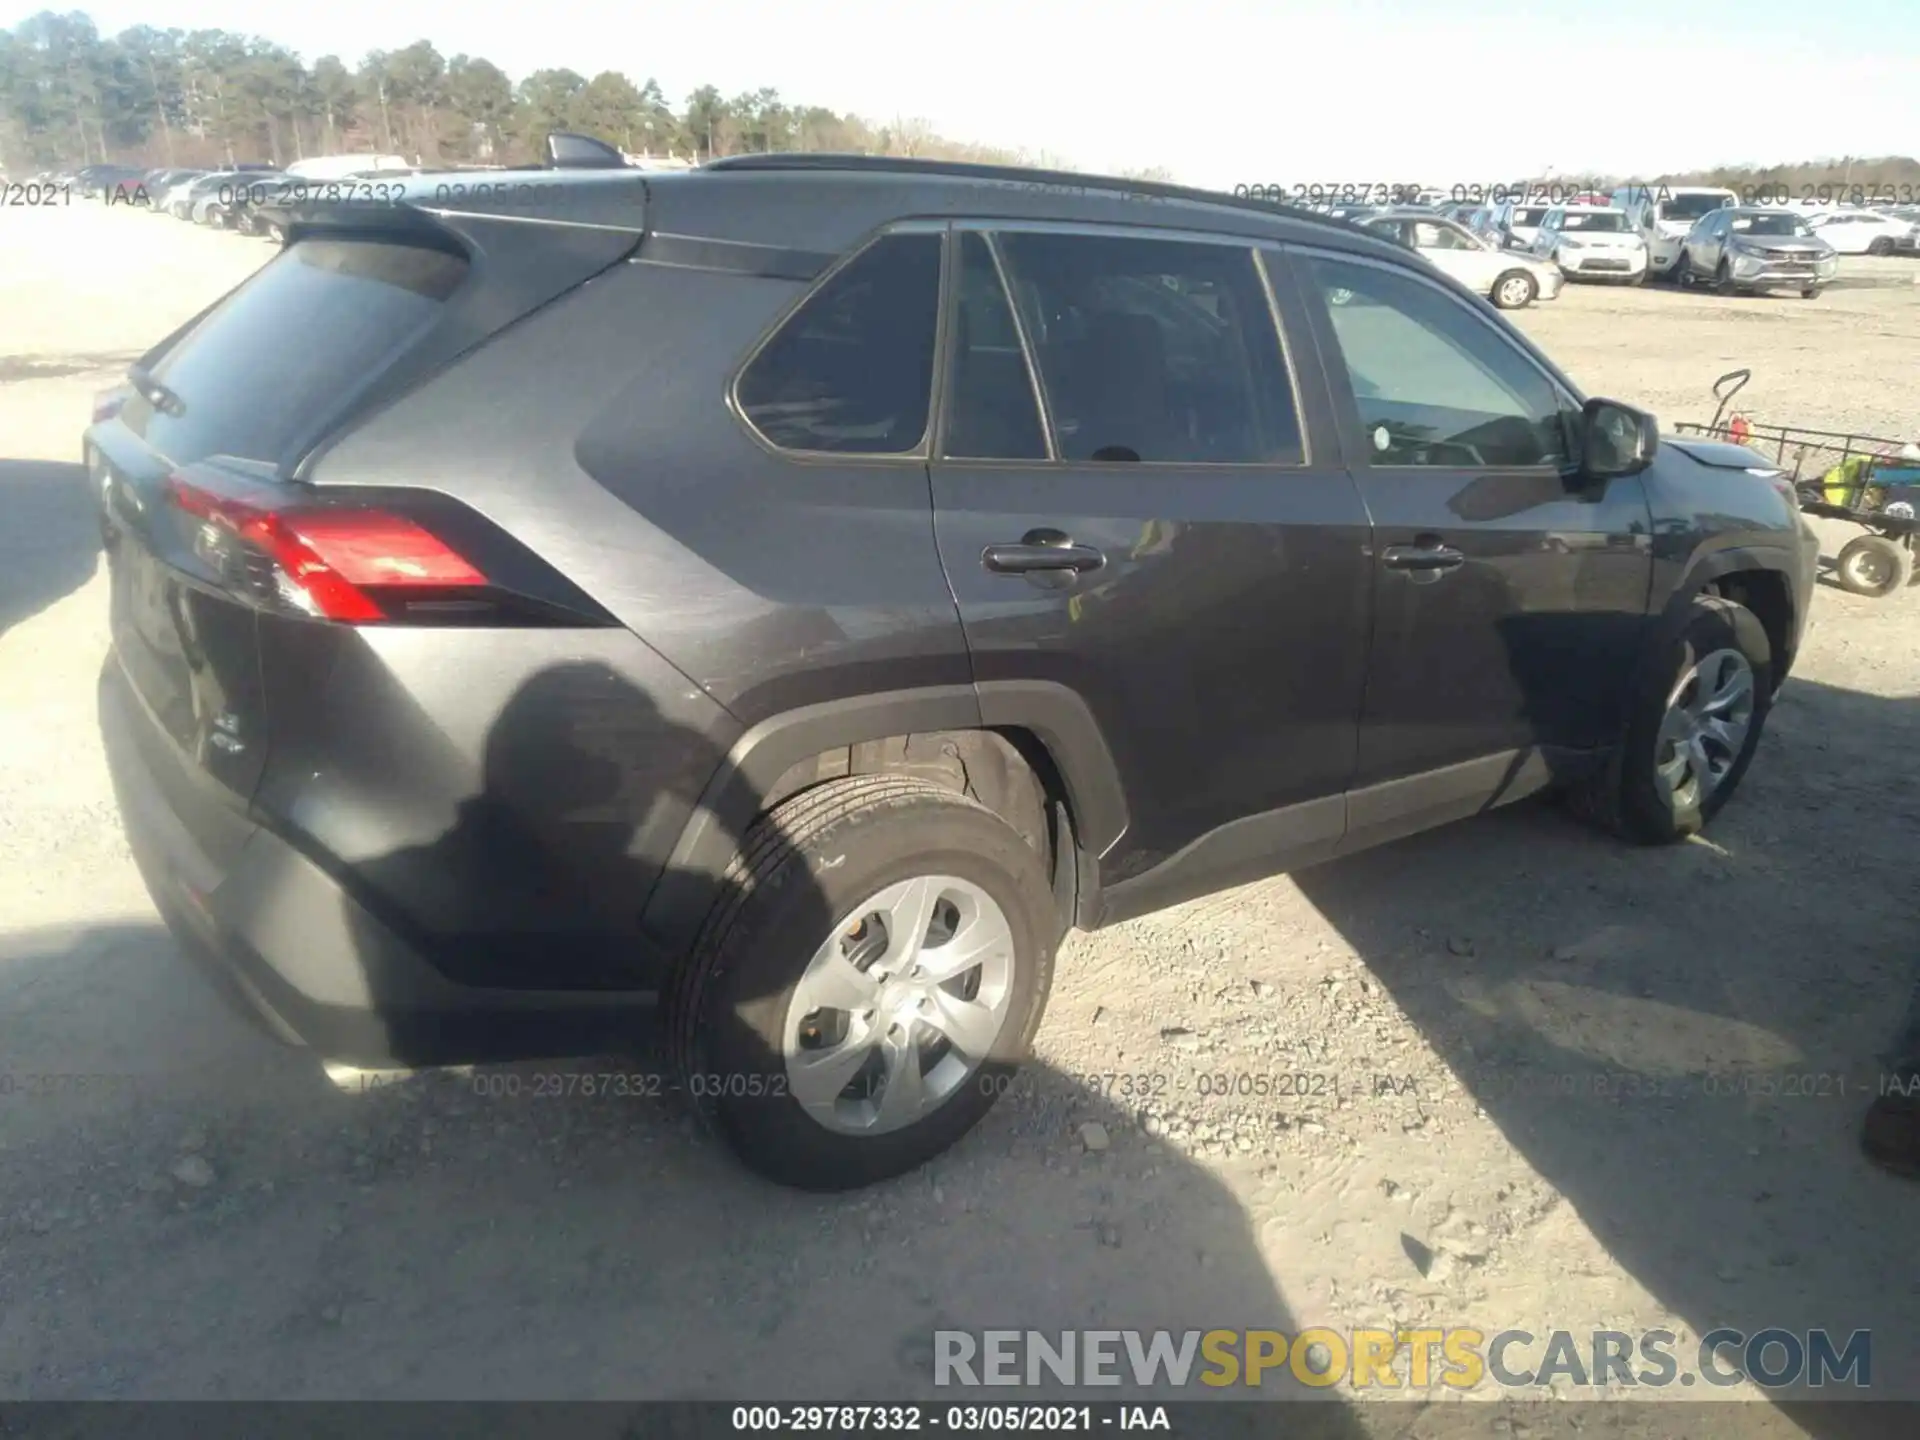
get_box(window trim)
[725,218,950,465]
[1288,244,1582,474]
[931,226,1059,463]
[935,217,1313,471]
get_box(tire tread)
[663,775,984,1137]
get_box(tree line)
[0,9,1091,173]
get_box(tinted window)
[944,233,1049,461]
[994,232,1302,464]
[737,232,941,455]
[1560,210,1628,231]
[1411,221,1477,250]
[1308,255,1568,469]
[128,239,467,467]
[1731,213,1812,237]
[1664,193,1734,221]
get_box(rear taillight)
[168,475,485,622]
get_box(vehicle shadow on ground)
[2,660,1372,1435]
[0,459,98,637]
[1292,676,1920,1427]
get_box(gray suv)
[89,149,1819,1190]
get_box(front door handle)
[982,530,1107,575]
[1382,542,1467,573]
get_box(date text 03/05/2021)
[730,1404,1171,1433]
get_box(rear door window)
[993,231,1304,465]
[123,239,468,467]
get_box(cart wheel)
[1835,534,1913,598]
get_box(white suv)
[1533,205,1649,283]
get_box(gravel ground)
[2,203,1916,1434]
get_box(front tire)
[665,775,1058,1191]
[1492,270,1538,309]
[1868,237,1895,257]
[1714,259,1738,295]
[1835,533,1913,597]
[1571,595,1772,844]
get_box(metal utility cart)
[1675,369,1920,598]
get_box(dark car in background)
[88,139,1819,1192]
[76,164,149,200]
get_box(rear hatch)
[91,192,644,855]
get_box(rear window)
[125,239,467,467]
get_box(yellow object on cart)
[1819,455,1876,508]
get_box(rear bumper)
[100,656,659,1068]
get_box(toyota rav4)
[90,148,1820,1190]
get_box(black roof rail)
[700,152,1371,238]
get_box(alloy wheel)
[1653,647,1755,813]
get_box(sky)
[11,0,1919,188]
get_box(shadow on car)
[0,458,100,637]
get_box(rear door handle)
[982,531,1107,575]
[1382,542,1467,573]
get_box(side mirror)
[1578,398,1659,480]
[544,132,628,169]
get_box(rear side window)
[736,232,942,455]
[994,231,1303,465]
[127,239,467,467]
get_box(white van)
[1610,185,1738,278]
[283,154,412,181]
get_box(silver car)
[1675,208,1839,297]
[1359,209,1564,308]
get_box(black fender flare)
[638,681,1128,955]
[1636,541,1800,693]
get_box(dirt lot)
[2,202,1916,1432]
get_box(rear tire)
[665,775,1058,1191]
[1570,595,1772,845]
[1835,533,1912,597]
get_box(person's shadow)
[5,657,1362,1434]
[1294,646,1920,1438]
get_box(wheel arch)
[638,681,1128,956]
[1661,546,1800,690]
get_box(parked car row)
[1304,181,1917,304]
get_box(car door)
[1532,209,1561,259]
[928,224,1374,916]
[1278,245,1654,844]
[1693,211,1730,271]
[1412,219,1495,294]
